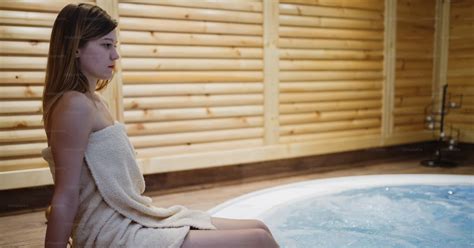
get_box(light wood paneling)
[393,0,436,135]
[278,0,384,146]
[446,0,474,143]
[4,0,467,190]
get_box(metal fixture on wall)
[422,84,463,167]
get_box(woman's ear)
[75,50,80,58]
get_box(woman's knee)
[250,219,272,234]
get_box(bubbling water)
[261,185,474,248]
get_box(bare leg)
[181,228,279,248]
[210,217,275,238]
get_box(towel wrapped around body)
[41,121,216,247]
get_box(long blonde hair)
[42,3,117,127]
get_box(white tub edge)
[208,174,474,219]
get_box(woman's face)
[77,29,120,83]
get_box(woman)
[42,3,279,248]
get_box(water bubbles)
[263,185,473,248]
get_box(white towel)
[42,121,216,247]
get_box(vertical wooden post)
[263,0,280,145]
[433,0,450,106]
[381,0,396,144]
[95,0,124,122]
[263,0,279,145]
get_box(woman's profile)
[41,3,279,248]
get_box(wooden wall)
[0,0,468,190]
[278,0,384,144]
[0,1,96,174]
[446,0,474,142]
[394,0,436,134]
[118,1,265,158]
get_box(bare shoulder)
[53,91,93,115]
[58,91,93,108]
[50,91,96,134]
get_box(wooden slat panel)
[0,56,46,70]
[280,71,382,81]
[280,60,382,70]
[0,0,94,12]
[394,96,431,107]
[280,109,381,125]
[0,71,44,85]
[280,100,381,114]
[119,1,263,12]
[279,48,383,59]
[277,0,383,145]
[0,157,46,172]
[120,17,263,36]
[122,71,263,83]
[280,14,383,29]
[118,1,267,156]
[279,26,383,40]
[0,25,50,40]
[120,31,262,47]
[120,44,262,58]
[279,37,383,49]
[123,83,263,97]
[0,143,46,158]
[0,86,42,99]
[118,3,263,23]
[125,117,263,136]
[124,94,262,110]
[136,138,263,158]
[280,128,380,143]
[129,127,263,148]
[121,58,262,71]
[449,49,474,59]
[0,41,49,55]
[279,3,383,20]
[263,0,280,145]
[280,80,381,91]
[124,105,263,122]
[280,90,382,103]
[0,101,41,114]
[0,10,56,26]
[279,0,384,11]
[280,118,380,135]
[0,129,45,143]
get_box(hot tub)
[209,174,474,247]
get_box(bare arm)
[45,92,95,248]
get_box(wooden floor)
[1,159,473,247]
